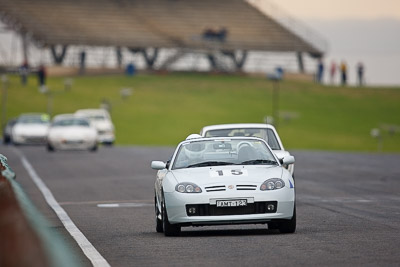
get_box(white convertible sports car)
[200,123,295,176]
[12,113,50,145]
[151,135,296,236]
[47,114,98,152]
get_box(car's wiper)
[187,161,234,168]
[239,159,278,165]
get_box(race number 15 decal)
[210,169,248,177]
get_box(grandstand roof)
[0,0,325,56]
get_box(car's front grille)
[186,201,278,216]
[205,185,226,192]
[205,184,259,192]
[236,185,257,190]
[64,140,84,144]
[24,136,46,143]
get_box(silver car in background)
[2,118,17,144]
[200,123,294,175]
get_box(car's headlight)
[175,183,202,193]
[260,178,285,191]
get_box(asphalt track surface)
[1,144,400,266]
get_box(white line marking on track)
[97,203,152,208]
[17,150,110,267]
[58,199,153,206]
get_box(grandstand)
[0,0,326,72]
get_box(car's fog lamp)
[188,207,196,214]
[267,204,275,211]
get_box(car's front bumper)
[49,138,97,150]
[97,132,115,144]
[13,135,47,145]
[164,188,295,226]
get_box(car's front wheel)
[162,200,181,237]
[278,205,296,234]
[3,136,11,144]
[155,196,163,233]
[47,143,55,152]
[89,144,98,152]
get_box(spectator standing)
[79,51,86,75]
[125,63,136,76]
[340,61,347,86]
[357,62,365,86]
[37,65,46,86]
[330,61,336,85]
[19,61,29,86]
[316,58,324,83]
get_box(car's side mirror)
[151,161,167,170]
[281,156,295,165]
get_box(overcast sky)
[257,0,400,20]
[249,0,400,85]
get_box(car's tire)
[3,136,10,144]
[155,196,163,233]
[162,200,181,237]
[89,144,98,152]
[47,143,55,152]
[103,141,114,146]
[278,205,296,234]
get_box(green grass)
[2,73,400,152]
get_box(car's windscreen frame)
[52,118,90,127]
[171,138,278,170]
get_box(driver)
[174,142,206,168]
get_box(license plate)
[216,199,247,207]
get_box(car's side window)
[266,129,281,150]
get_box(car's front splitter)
[164,189,295,225]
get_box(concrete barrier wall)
[0,155,81,267]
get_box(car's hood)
[13,124,49,136]
[170,165,282,186]
[49,126,97,138]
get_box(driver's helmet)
[184,142,206,160]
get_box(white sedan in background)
[47,114,98,152]
[75,109,115,145]
[12,113,50,145]
[151,135,296,236]
[200,123,295,176]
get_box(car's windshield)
[76,112,107,121]
[88,115,105,121]
[172,139,278,170]
[52,118,90,127]
[204,128,281,150]
[18,115,50,125]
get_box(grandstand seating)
[0,0,323,56]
